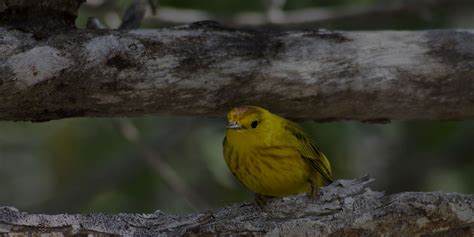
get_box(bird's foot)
[306,184,320,200]
[254,194,273,209]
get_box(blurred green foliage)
[1,0,473,214]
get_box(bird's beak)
[226,121,242,129]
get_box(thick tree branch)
[0,24,473,121]
[0,177,472,236]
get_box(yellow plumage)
[223,105,333,198]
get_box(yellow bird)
[223,105,333,205]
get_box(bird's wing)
[284,121,333,184]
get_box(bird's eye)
[251,120,259,128]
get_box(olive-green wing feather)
[284,122,333,184]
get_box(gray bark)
[0,177,472,236]
[0,25,473,122]
[1,0,474,122]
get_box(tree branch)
[0,177,472,236]
[143,4,422,26]
[82,0,471,27]
[1,23,473,122]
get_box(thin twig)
[86,17,106,29]
[141,1,442,26]
[80,0,464,27]
[262,0,286,24]
[92,4,209,210]
[114,119,210,210]
[148,0,159,15]
[119,0,146,29]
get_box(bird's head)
[226,105,271,134]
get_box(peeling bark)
[0,24,473,122]
[0,177,472,236]
[0,0,473,122]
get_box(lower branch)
[0,177,472,236]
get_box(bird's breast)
[224,142,311,197]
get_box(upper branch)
[0,23,473,121]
